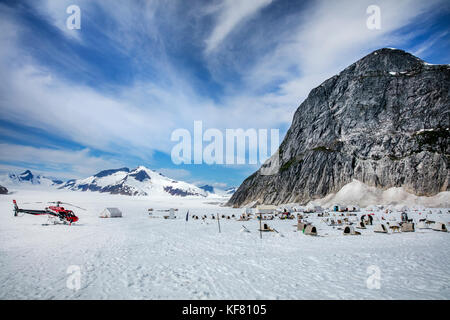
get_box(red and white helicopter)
[13,200,84,225]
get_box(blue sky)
[0,0,449,188]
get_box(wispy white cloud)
[0,143,123,179]
[0,0,448,182]
[412,30,449,57]
[204,0,273,54]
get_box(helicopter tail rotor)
[12,200,19,216]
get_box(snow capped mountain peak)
[129,169,151,182]
[134,165,150,171]
[60,166,207,197]
[94,167,130,178]
[19,170,33,181]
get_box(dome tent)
[100,208,122,218]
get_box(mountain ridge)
[5,170,64,186]
[59,166,208,197]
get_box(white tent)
[100,208,122,218]
[304,203,322,213]
[256,205,277,214]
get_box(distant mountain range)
[1,167,232,198]
[199,185,237,196]
[6,170,63,186]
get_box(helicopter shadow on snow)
[39,222,87,227]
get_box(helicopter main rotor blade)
[61,202,87,211]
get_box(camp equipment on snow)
[401,222,415,232]
[163,208,176,219]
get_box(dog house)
[374,224,388,233]
[304,225,317,236]
[356,221,366,229]
[343,225,361,235]
[297,222,306,232]
[401,222,415,232]
[432,222,448,232]
[259,223,273,232]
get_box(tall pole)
[217,213,221,233]
[259,213,262,239]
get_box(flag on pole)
[186,210,189,222]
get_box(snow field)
[0,190,449,299]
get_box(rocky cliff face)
[227,48,449,207]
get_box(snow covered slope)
[0,189,449,299]
[60,166,207,197]
[304,180,450,208]
[1,170,63,187]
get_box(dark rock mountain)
[227,48,449,207]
